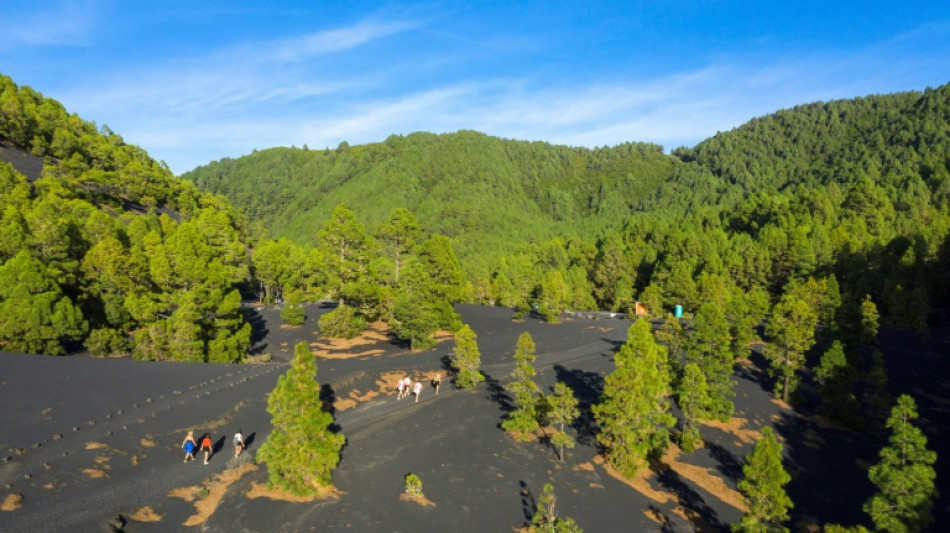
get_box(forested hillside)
[0,74,252,359]
[183,131,725,273]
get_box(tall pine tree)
[502,332,541,440]
[258,342,345,496]
[863,395,937,533]
[451,324,484,389]
[734,426,792,533]
[593,319,675,478]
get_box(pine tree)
[503,332,541,440]
[258,342,345,496]
[764,294,817,402]
[593,319,675,478]
[815,340,860,427]
[451,324,484,389]
[734,427,792,533]
[530,483,584,533]
[676,363,710,453]
[864,395,937,533]
[686,303,736,421]
[544,382,579,461]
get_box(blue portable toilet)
[674,305,683,318]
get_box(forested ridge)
[183,131,724,273]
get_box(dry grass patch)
[671,505,718,533]
[660,446,747,512]
[43,483,55,489]
[589,483,604,489]
[698,417,762,446]
[644,507,666,523]
[573,461,595,472]
[593,455,674,504]
[129,506,163,522]
[140,436,155,447]
[170,462,259,527]
[246,481,342,502]
[2,493,23,511]
[399,492,435,506]
[85,441,108,450]
[82,468,108,479]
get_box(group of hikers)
[396,371,442,403]
[181,429,245,464]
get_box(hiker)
[400,376,412,399]
[413,380,423,403]
[397,377,406,399]
[233,430,245,457]
[433,371,442,395]
[181,431,197,463]
[199,433,213,465]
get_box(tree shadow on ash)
[771,410,875,528]
[647,504,677,533]
[244,308,270,355]
[706,442,743,482]
[519,480,536,525]
[482,370,514,425]
[320,383,343,434]
[553,364,604,446]
[653,465,726,533]
[735,349,773,394]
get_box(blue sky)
[2,1,950,175]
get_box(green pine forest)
[3,72,950,361]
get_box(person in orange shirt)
[199,433,213,464]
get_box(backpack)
[233,434,242,445]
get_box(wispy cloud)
[43,13,950,174]
[0,0,100,48]
[263,20,418,63]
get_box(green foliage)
[85,328,129,357]
[404,473,423,498]
[593,319,675,478]
[734,427,793,533]
[864,395,938,533]
[815,341,860,428]
[543,382,579,461]
[764,294,818,402]
[0,250,87,354]
[685,303,735,421]
[502,332,541,440]
[280,298,306,326]
[258,343,345,495]
[676,363,709,453]
[530,483,584,533]
[317,304,366,339]
[451,324,484,389]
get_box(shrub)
[280,303,306,326]
[404,473,423,498]
[317,304,366,339]
[85,328,129,357]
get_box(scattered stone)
[62,452,68,457]
[145,398,153,403]
[52,433,62,440]
[116,409,123,415]
[73,427,80,432]
[23,474,31,480]
[2,456,12,463]
[32,442,41,449]
[106,414,112,419]
[88,420,96,425]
